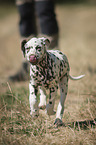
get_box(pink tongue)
[30,55,37,63]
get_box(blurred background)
[0,0,96,83]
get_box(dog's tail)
[69,74,85,80]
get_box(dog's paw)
[54,118,64,127]
[46,103,56,116]
[46,109,56,116]
[38,105,46,110]
[30,110,39,119]
[32,114,39,120]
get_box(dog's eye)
[36,46,41,52]
[26,48,30,53]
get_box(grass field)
[0,3,96,145]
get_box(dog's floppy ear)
[21,39,27,57]
[42,37,50,47]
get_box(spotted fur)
[21,37,84,125]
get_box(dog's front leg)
[38,86,46,110]
[46,86,58,116]
[29,82,39,118]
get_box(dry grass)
[0,3,96,145]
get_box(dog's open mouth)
[29,55,38,65]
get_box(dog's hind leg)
[46,85,58,116]
[55,74,68,125]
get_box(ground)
[0,3,96,145]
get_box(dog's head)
[21,37,50,65]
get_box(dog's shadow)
[64,118,96,130]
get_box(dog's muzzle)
[29,55,38,65]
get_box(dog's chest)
[30,62,58,88]
[30,51,69,88]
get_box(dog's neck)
[37,51,49,69]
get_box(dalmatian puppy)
[21,37,85,126]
